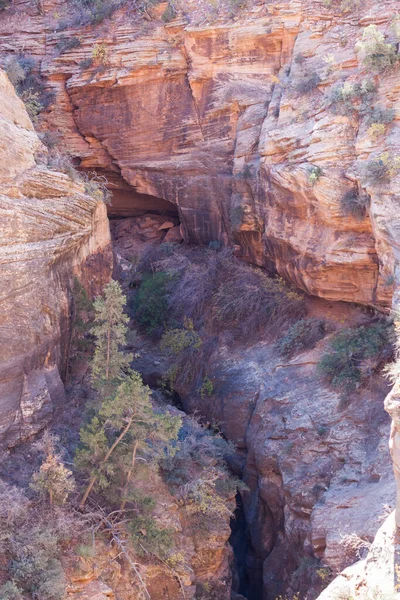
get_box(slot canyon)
[1,1,400,599]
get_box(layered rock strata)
[2,0,400,307]
[0,69,112,449]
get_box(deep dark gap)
[230,492,251,599]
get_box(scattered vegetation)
[132,247,306,346]
[92,43,109,65]
[322,0,360,12]
[340,188,369,219]
[30,432,75,506]
[318,322,392,394]
[296,72,321,95]
[59,0,125,28]
[55,36,81,55]
[277,319,327,358]
[133,271,173,333]
[83,171,112,203]
[327,78,376,119]
[4,54,54,120]
[366,105,396,127]
[308,165,323,185]
[355,24,399,72]
[364,153,400,183]
[367,122,386,140]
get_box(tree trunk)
[120,440,138,510]
[79,416,134,509]
[105,324,111,381]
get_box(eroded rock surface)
[190,335,394,599]
[316,511,400,600]
[0,70,112,449]
[2,0,400,306]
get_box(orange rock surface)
[0,69,112,448]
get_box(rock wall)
[177,329,395,599]
[316,510,400,600]
[0,69,112,450]
[2,0,400,307]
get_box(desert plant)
[0,582,23,600]
[308,165,323,185]
[277,319,326,358]
[296,72,321,94]
[340,188,369,219]
[355,24,399,72]
[367,122,386,140]
[200,375,214,398]
[4,54,54,120]
[4,56,25,86]
[318,321,391,393]
[129,515,174,558]
[55,35,81,54]
[92,43,109,64]
[366,105,396,126]
[161,2,176,22]
[83,171,111,203]
[133,271,173,333]
[161,318,202,355]
[322,0,360,12]
[327,78,376,119]
[365,153,400,183]
[30,432,75,505]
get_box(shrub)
[200,376,214,398]
[30,433,75,506]
[367,123,386,140]
[277,319,326,358]
[327,79,376,119]
[160,318,202,355]
[322,0,360,12]
[153,248,306,341]
[161,417,237,530]
[296,72,321,95]
[55,36,81,54]
[366,106,396,126]
[340,188,369,219]
[0,0,10,9]
[161,3,176,22]
[0,582,23,600]
[318,322,391,393]
[355,25,399,72]
[4,54,54,120]
[83,171,111,203]
[92,43,109,64]
[133,271,173,333]
[308,165,323,185]
[19,89,43,120]
[129,515,174,559]
[79,57,94,70]
[66,0,124,27]
[365,153,400,183]
[4,57,25,86]
[212,270,305,339]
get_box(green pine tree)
[76,373,181,508]
[91,280,132,393]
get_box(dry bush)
[153,248,306,341]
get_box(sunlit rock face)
[0,70,112,449]
[2,0,400,307]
